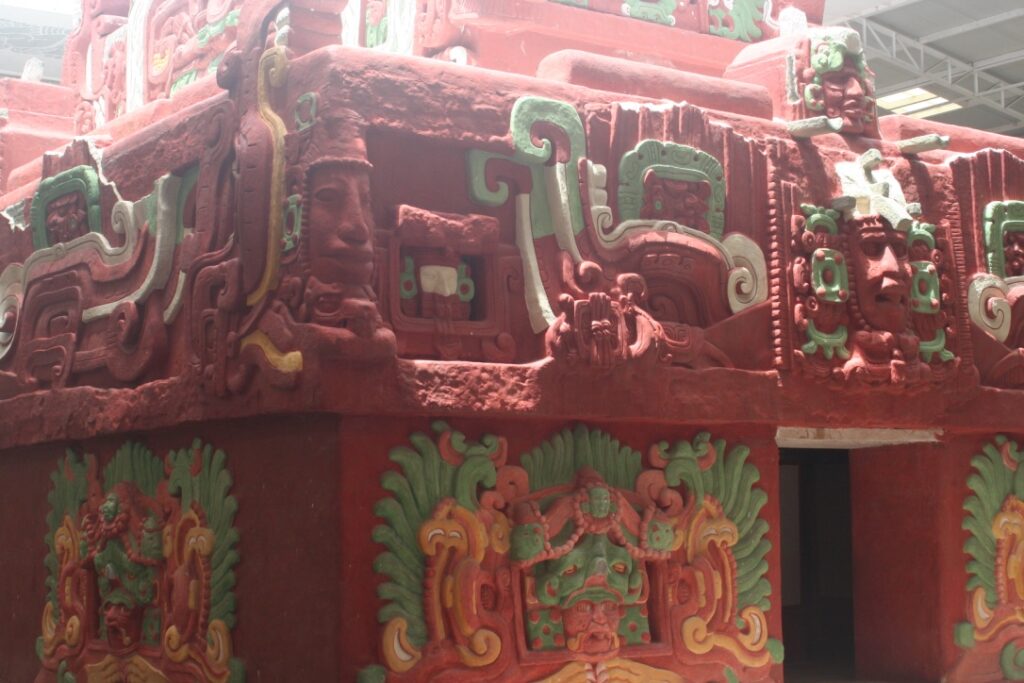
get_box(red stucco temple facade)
[4,1,1024,681]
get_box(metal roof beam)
[843,17,1024,128]
[974,48,1024,72]
[918,9,1024,44]
[826,0,927,23]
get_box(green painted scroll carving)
[467,96,585,241]
[622,0,677,26]
[709,0,765,42]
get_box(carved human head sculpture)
[534,533,637,659]
[639,171,711,232]
[820,61,867,130]
[306,160,374,288]
[510,471,668,659]
[286,107,384,332]
[1005,230,1024,277]
[45,192,88,245]
[83,484,162,650]
[849,216,911,332]
[803,28,875,135]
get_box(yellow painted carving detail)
[382,617,422,673]
[420,500,490,561]
[682,614,771,668]
[163,624,190,663]
[239,330,303,373]
[736,605,770,651]
[206,619,233,671]
[489,512,511,554]
[969,498,1024,643]
[42,516,81,656]
[86,654,170,683]
[246,46,289,306]
[455,628,502,668]
[40,601,57,653]
[536,658,684,683]
[64,615,81,649]
[968,586,994,634]
[414,500,506,668]
[56,516,80,607]
[420,500,485,641]
[686,509,738,558]
[994,499,1024,602]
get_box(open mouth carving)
[875,292,907,307]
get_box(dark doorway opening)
[780,448,855,683]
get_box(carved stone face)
[100,492,120,522]
[585,486,612,518]
[535,534,635,659]
[640,173,710,232]
[300,162,381,331]
[45,192,88,245]
[562,598,623,658]
[821,61,868,133]
[307,162,375,288]
[1005,230,1024,277]
[851,219,911,332]
[103,602,142,649]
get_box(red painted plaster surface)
[2,1,1024,681]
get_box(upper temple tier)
[4,0,1024,404]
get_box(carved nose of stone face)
[845,74,864,101]
[878,245,901,276]
[338,210,370,247]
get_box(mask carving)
[276,105,394,356]
[368,424,779,681]
[800,28,877,136]
[791,149,957,385]
[639,172,712,233]
[45,192,89,246]
[817,60,869,133]
[37,440,242,682]
[1005,231,1024,278]
[849,216,912,334]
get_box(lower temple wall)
[2,415,784,682]
[12,414,1024,682]
[1,414,343,682]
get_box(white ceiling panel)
[829,0,1024,136]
